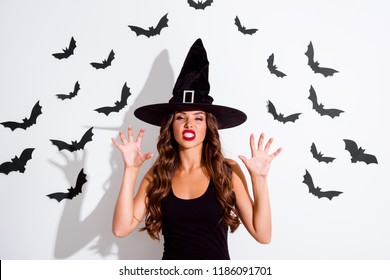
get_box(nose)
[184,120,193,128]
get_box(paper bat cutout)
[234,16,258,35]
[56,81,80,100]
[0,148,34,175]
[188,0,213,10]
[267,53,286,78]
[47,168,87,202]
[95,82,131,115]
[343,139,378,164]
[305,41,338,77]
[308,86,344,118]
[310,142,335,163]
[52,37,76,60]
[1,101,42,131]
[50,127,94,152]
[303,170,342,200]
[267,100,301,124]
[128,13,169,38]
[90,50,115,69]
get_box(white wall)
[1,0,389,259]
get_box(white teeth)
[183,132,194,138]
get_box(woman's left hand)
[238,133,282,177]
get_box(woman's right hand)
[112,126,153,168]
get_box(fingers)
[127,126,134,143]
[136,128,145,144]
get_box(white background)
[1,0,389,260]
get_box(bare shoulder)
[225,158,247,185]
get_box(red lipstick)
[182,129,196,141]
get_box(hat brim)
[134,103,247,129]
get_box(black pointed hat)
[134,38,247,129]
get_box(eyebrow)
[175,111,206,116]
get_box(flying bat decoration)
[1,101,42,131]
[234,16,258,35]
[47,168,87,202]
[267,53,286,78]
[95,82,131,116]
[308,86,344,118]
[0,148,34,175]
[310,142,336,163]
[90,50,115,69]
[305,41,338,77]
[52,37,77,60]
[343,139,378,164]
[303,170,342,200]
[187,0,213,10]
[128,13,169,38]
[56,81,80,100]
[50,127,94,152]
[267,100,301,124]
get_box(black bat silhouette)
[128,13,169,38]
[308,86,344,118]
[47,168,87,202]
[267,100,301,124]
[50,127,94,152]
[0,148,34,175]
[305,41,338,77]
[303,170,342,200]
[343,139,378,164]
[188,0,213,10]
[234,16,258,35]
[1,101,42,131]
[267,53,286,78]
[90,50,115,69]
[310,142,335,163]
[95,82,131,115]
[56,81,80,100]
[52,37,76,59]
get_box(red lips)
[182,129,196,141]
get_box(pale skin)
[112,111,282,244]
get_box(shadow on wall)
[52,50,174,259]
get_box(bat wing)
[106,50,115,65]
[188,0,198,8]
[0,161,17,175]
[310,142,320,160]
[200,0,213,9]
[359,153,378,165]
[317,190,343,200]
[305,41,316,68]
[308,85,320,110]
[153,13,169,36]
[266,100,279,120]
[234,16,244,32]
[282,113,301,123]
[302,170,316,195]
[47,192,69,202]
[90,62,105,69]
[343,139,359,157]
[1,121,23,131]
[69,168,87,198]
[50,139,74,152]
[75,127,94,150]
[128,25,150,37]
[94,106,113,116]
[321,108,344,118]
[315,66,338,77]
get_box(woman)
[111,39,282,259]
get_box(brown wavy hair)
[141,112,240,240]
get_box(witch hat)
[134,38,247,129]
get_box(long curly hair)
[141,112,240,240]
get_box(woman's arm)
[232,133,282,244]
[111,126,153,238]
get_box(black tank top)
[161,181,230,260]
